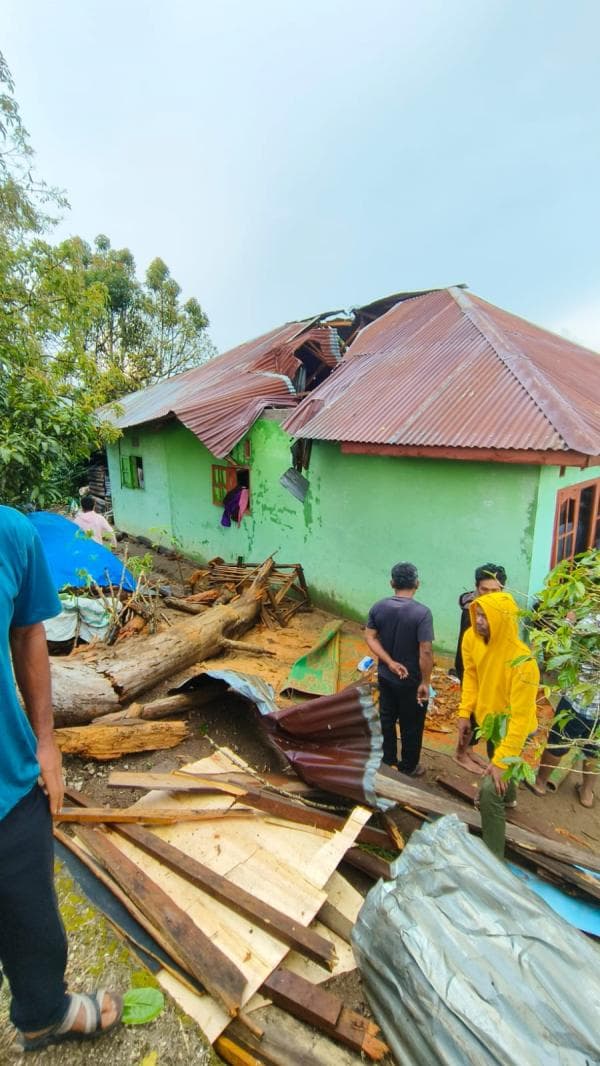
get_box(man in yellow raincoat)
[457,591,539,858]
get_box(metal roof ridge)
[448,287,599,454]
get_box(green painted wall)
[528,462,600,600]
[108,416,544,653]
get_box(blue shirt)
[0,506,61,820]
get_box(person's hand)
[457,718,472,744]
[417,682,429,705]
[37,736,64,815]
[388,660,408,679]
[483,761,508,796]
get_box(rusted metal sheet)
[284,288,600,457]
[105,321,338,458]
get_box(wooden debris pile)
[56,749,391,1065]
[186,559,311,628]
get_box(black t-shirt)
[366,596,434,685]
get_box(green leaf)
[122,987,165,1026]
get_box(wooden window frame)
[550,477,600,566]
[120,454,145,490]
[211,465,251,512]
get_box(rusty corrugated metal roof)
[283,288,600,456]
[105,320,340,458]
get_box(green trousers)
[478,774,517,860]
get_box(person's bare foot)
[576,781,594,808]
[454,752,485,776]
[467,750,488,769]
[525,779,547,797]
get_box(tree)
[0,53,116,506]
[141,257,216,381]
[0,51,216,505]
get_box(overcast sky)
[4,0,600,353]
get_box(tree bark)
[50,559,274,726]
[54,720,189,759]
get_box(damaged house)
[105,286,600,650]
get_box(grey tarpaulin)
[351,815,600,1066]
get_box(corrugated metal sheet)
[104,320,338,458]
[284,289,600,455]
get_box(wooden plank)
[66,786,336,969]
[55,806,255,825]
[108,822,337,970]
[263,969,388,1060]
[264,968,341,1026]
[375,769,600,872]
[87,751,372,1045]
[76,825,247,1017]
[215,1035,266,1066]
[108,771,247,796]
[108,771,390,847]
[510,846,600,903]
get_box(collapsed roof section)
[284,288,600,464]
[104,319,342,459]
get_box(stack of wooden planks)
[56,748,390,1065]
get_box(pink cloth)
[237,488,249,525]
[72,511,116,547]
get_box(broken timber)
[108,770,393,849]
[263,968,389,1061]
[65,786,337,969]
[54,806,256,826]
[375,768,600,872]
[54,721,189,759]
[76,825,247,1016]
[50,558,275,725]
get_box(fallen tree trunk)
[50,559,274,725]
[54,720,189,759]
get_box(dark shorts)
[547,697,599,760]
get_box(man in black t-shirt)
[365,562,434,776]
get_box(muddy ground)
[2,540,596,1065]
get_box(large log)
[54,720,189,759]
[50,559,274,725]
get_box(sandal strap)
[56,991,102,1036]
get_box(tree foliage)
[0,51,216,506]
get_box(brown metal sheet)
[106,321,338,458]
[284,289,600,456]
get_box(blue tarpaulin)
[28,511,135,592]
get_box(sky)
[3,0,600,353]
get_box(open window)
[120,455,144,490]
[212,465,250,512]
[551,478,600,565]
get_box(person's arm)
[364,628,408,679]
[98,515,117,549]
[417,641,433,703]
[10,623,63,815]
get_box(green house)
[105,288,600,653]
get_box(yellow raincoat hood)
[458,591,539,767]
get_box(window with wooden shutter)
[551,478,600,565]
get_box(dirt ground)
[5,541,594,1066]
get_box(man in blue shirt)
[0,505,122,1051]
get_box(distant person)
[72,496,117,549]
[454,563,507,774]
[365,562,434,777]
[457,591,539,859]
